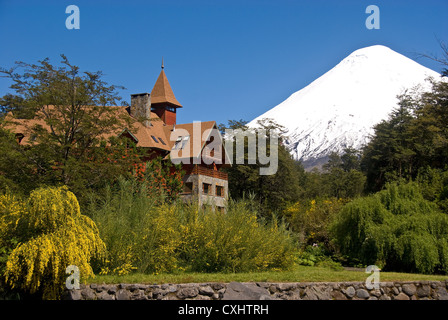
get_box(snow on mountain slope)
[248,45,441,167]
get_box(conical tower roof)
[150,65,182,108]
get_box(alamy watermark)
[169,121,279,175]
[66,265,80,290]
[365,5,380,30]
[65,5,80,30]
[365,265,380,290]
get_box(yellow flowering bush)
[1,186,105,299]
[0,193,25,277]
[90,179,183,275]
[179,200,297,273]
[132,204,183,274]
[90,178,297,275]
[284,198,347,246]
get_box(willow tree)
[330,182,448,274]
[1,186,105,299]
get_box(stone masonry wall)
[63,280,448,300]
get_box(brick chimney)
[130,93,151,127]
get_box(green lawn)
[88,265,448,285]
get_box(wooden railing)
[187,166,228,180]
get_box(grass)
[88,265,448,285]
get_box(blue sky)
[0,0,447,125]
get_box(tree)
[1,186,105,299]
[417,38,448,77]
[340,147,361,172]
[0,127,50,194]
[323,152,343,171]
[361,91,418,192]
[284,197,347,249]
[415,166,448,213]
[138,156,185,204]
[409,79,448,169]
[220,118,303,216]
[361,78,448,192]
[330,182,448,274]
[321,149,365,199]
[0,55,143,202]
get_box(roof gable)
[168,121,231,166]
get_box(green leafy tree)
[318,149,365,199]
[330,182,448,274]
[409,79,448,169]
[415,166,448,213]
[340,147,361,172]
[220,119,303,216]
[0,55,143,202]
[323,152,343,171]
[361,91,418,192]
[361,78,448,192]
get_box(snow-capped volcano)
[248,45,441,169]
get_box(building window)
[181,136,189,149]
[216,206,225,214]
[151,135,159,143]
[158,137,166,145]
[16,133,24,144]
[174,136,182,149]
[216,185,224,197]
[173,136,189,150]
[202,204,212,212]
[183,182,193,194]
[202,183,212,195]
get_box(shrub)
[416,166,448,212]
[89,178,298,274]
[179,199,297,273]
[330,182,448,274]
[0,187,105,299]
[88,177,177,275]
[284,198,347,248]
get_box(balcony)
[187,165,228,180]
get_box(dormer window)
[15,133,24,144]
[173,135,189,150]
[181,136,190,149]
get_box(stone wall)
[182,173,228,209]
[63,280,448,300]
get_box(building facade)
[5,64,230,211]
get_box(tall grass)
[87,177,298,275]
